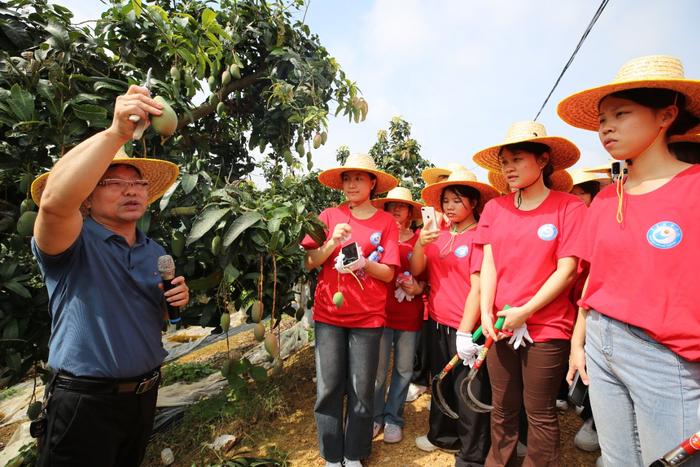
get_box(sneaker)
[372,422,382,439]
[406,383,428,402]
[595,456,604,467]
[383,423,402,443]
[516,441,527,457]
[415,435,458,453]
[324,462,342,467]
[344,459,363,467]
[555,399,569,412]
[574,418,599,451]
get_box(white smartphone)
[421,206,436,228]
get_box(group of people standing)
[302,54,700,467]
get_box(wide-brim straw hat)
[31,147,179,206]
[472,121,580,172]
[318,153,398,194]
[570,168,611,188]
[669,124,700,144]
[421,169,499,213]
[488,170,573,194]
[373,186,423,220]
[558,55,700,131]
[421,163,468,186]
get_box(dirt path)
[145,335,600,466]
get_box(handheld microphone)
[157,255,181,324]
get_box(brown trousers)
[485,339,569,467]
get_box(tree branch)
[176,70,267,129]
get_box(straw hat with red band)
[318,153,398,194]
[421,163,468,186]
[558,55,700,131]
[488,170,574,195]
[372,186,423,220]
[570,168,611,188]
[472,121,580,172]
[31,146,179,206]
[421,169,499,214]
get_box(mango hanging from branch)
[151,96,177,137]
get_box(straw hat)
[421,163,468,185]
[31,147,179,206]
[318,153,398,194]
[373,187,423,220]
[421,169,499,213]
[570,169,611,188]
[669,124,700,144]
[488,170,573,194]
[472,121,580,172]
[558,55,700,131]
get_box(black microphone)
[158,255,181,324]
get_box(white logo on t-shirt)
[646,221,682,249]
[454,245,469,258]
[537,223,558,241]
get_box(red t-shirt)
[573,164,700,361]
[385,232,424,332]
[475,190,586,342]
[424,228,483,330]
[300,205,400,328]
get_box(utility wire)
[533,0,610,121]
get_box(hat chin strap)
[516,169,544,209]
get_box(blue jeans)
[586,310,700,466]
[373,327,418,427]
[314,322,382,463]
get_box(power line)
[533,0,610,121]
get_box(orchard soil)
[143,324,600,467]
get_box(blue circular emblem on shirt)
[454,245,469,258]
[370,232,382,246]
[646,221,682,249]
[537,224,558,241]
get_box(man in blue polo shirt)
[30,85,188,466]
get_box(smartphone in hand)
[421,206,436,228]
[568,371,588,407]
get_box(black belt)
[54,368,161,395]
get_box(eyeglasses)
[96,179,150,191]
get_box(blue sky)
[56,0,700,181]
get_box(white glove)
[508,324,533,350]
[394,286,407,303]
[456,331,482,367]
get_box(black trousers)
[426,319,491,467]
[38,385,158,467]
[411,319,431,387]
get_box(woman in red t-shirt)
[559,55,700,466]
[472,121,585,466]
[410,169,498,465]
[370,187,425,444]
[301,153,400,467]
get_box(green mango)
[170,66,180,81]
[16,211,37,236]
[20,198,36,214]
[221,70,231,86]
[26,401,42,421]
[220,312,230,332]
[216,101,226,117]
[251,300,263,323]
[151,96,178,137]
[171,231,185,257]
[313,133,322,149]
[229,64,241,80]
[211,235,222,255]
[332,291,344,308]
[264,333,279,357]
[253,323,265,341]
[208,76,217,92]
[221,359,231,377]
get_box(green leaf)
[131,0,142,17]
[223,264,240,283]
[2,280,31,299]
[72,104,107,123]
[187,207,230,246]
[181,173,198,194]
[201,8,217,29]
[6,84,35,122]
[249,365,268,382]
[223,211,262,247]
[2,319,19,340]
[45,21,69,50]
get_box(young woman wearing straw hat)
[569,169,610,207]
[300,153,400,467]
[370,187,425,444]
[559,55,700,467]
[410,169,498,464]
[472,120,585,466]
